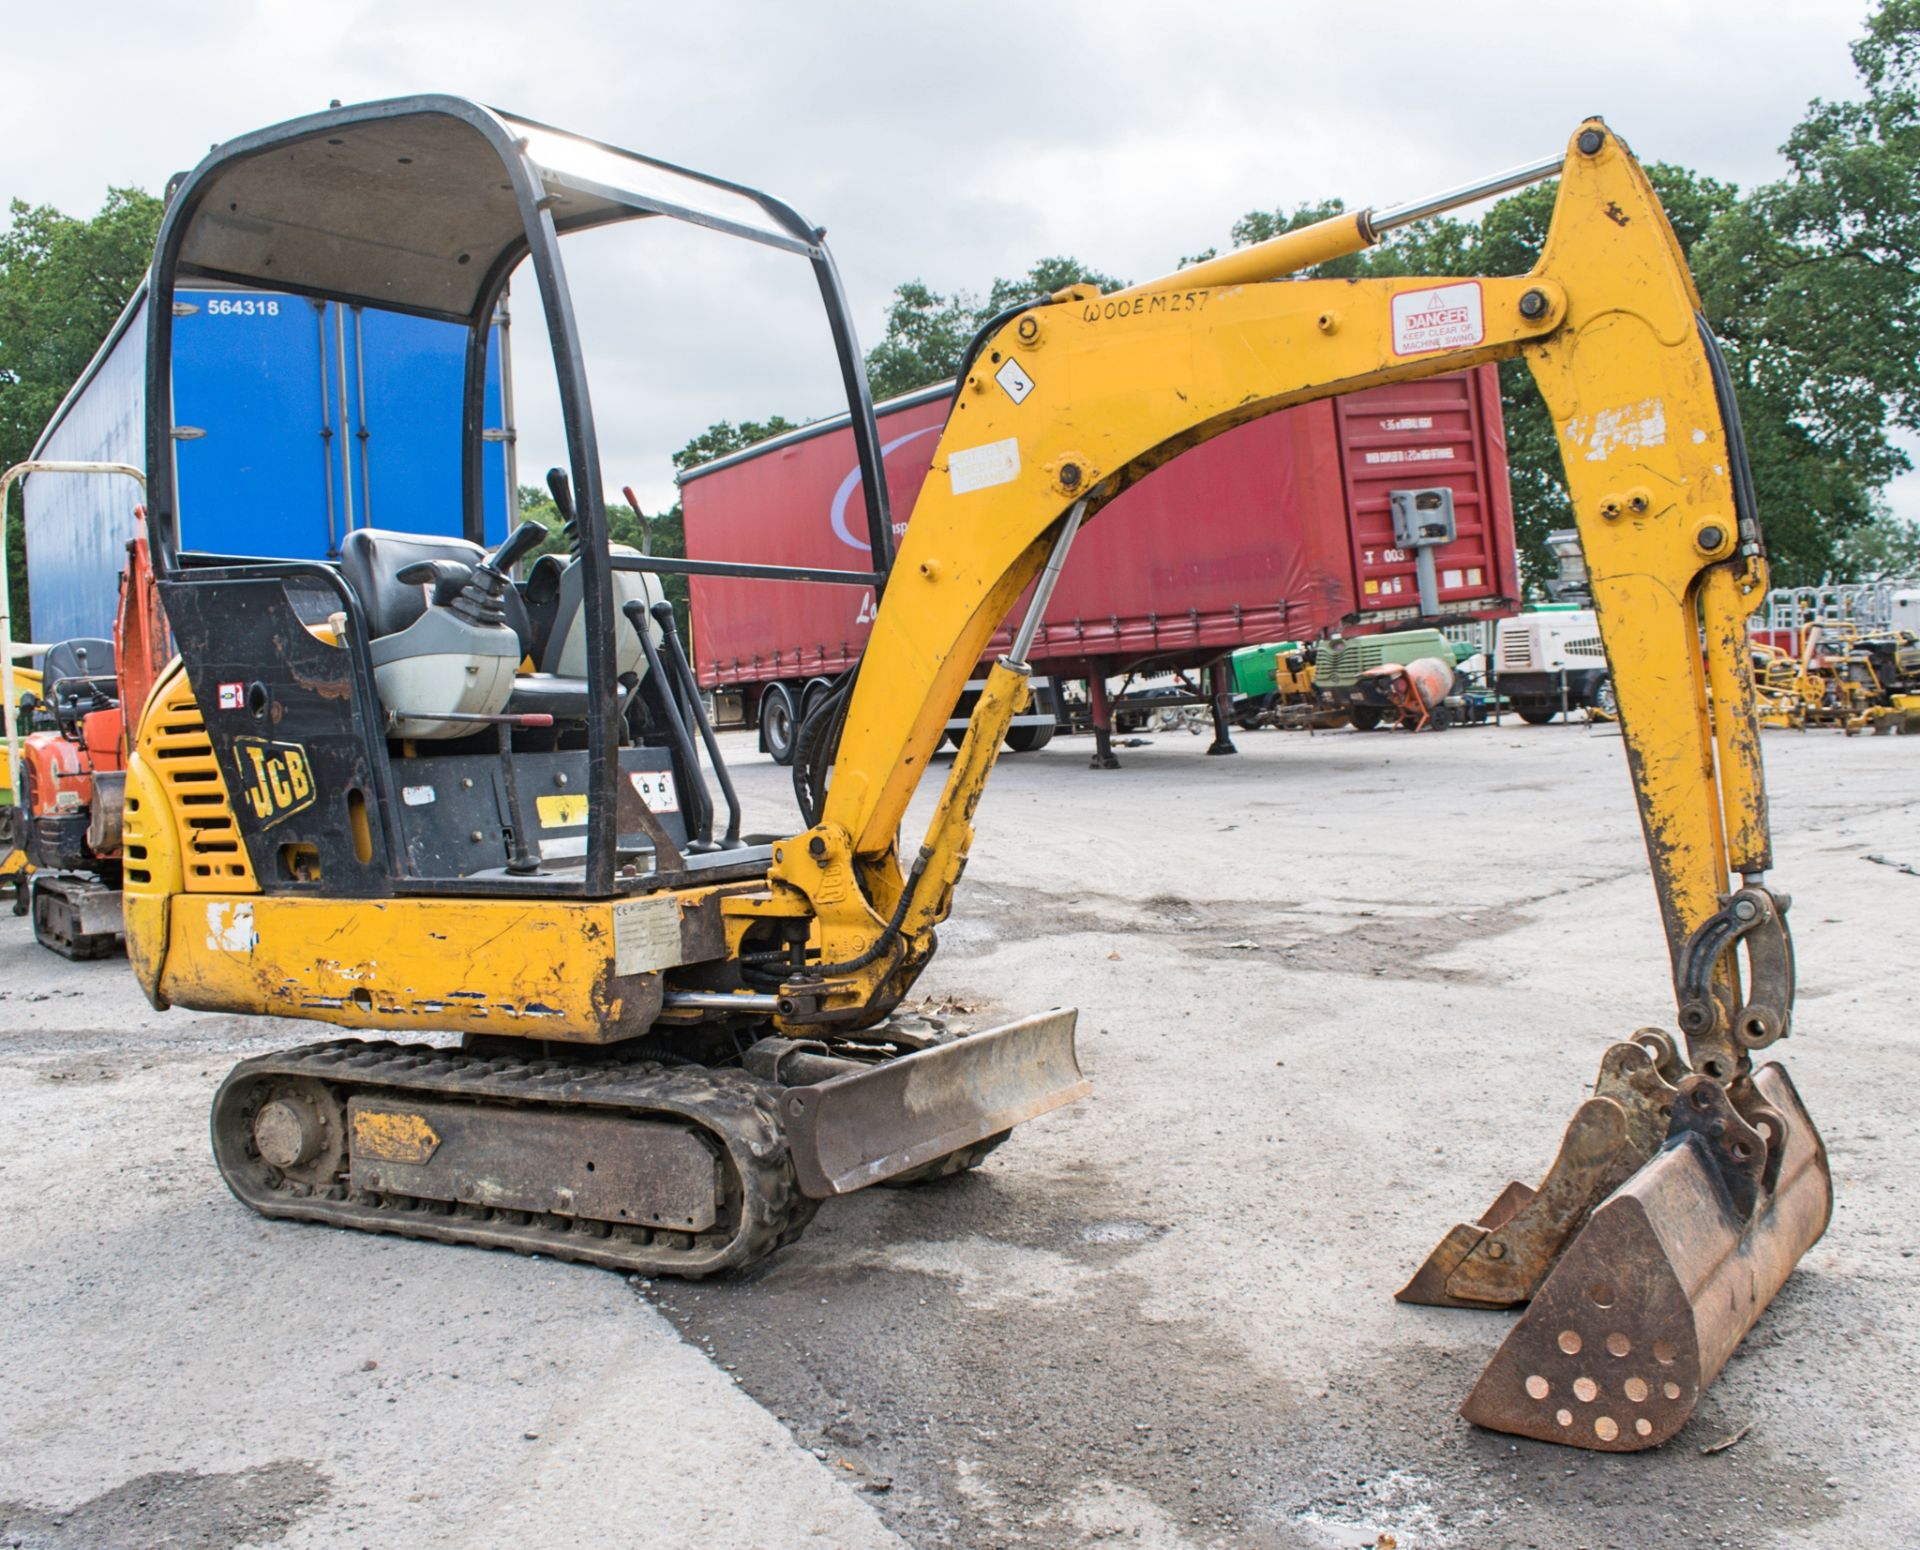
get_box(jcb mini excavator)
[121,98,1829,1451]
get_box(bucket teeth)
[1398,1038,1680,1309]
[1460,1063,1831,1451]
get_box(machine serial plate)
[613,895,682,974]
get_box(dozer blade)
[1461,1062,1830,1450]
[780,1009,1088,1198]
[1399,1034,1685,1309]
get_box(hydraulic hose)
[1696,315,1764,556]
[792,664,857,826]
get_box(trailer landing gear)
[1206,659,1239,756]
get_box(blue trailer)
[24,284,516,644]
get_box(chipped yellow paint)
[128,119,1780,1069]
[149,885,743,1043]
[352,1107,441,1164]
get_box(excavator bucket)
[1412,1060,1830,1450]
[778,1010,1088,1198]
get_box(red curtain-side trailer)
[680,366,1518,759]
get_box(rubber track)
[212,1039,818,1278]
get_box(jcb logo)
[235,737,316,826]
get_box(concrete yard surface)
[1,720,1915,1549]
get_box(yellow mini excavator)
[122,98,1829,1452]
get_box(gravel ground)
[1,717,1914,1549]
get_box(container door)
[344,305,511,546]
[171,292,340,559]
[1336,370,1509,626]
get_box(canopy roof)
[169,95,819,323]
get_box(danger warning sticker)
[1390,282,1485,356]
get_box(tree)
[863,257,1125,401]
[0,187,163,630]
[1691,0,1920,583]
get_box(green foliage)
[670,416,801,474]
[1211,3,1920,589]
[1689,0,1920,587]
[0,187,163,630]
[862,257,1125,401]
[1834,512,1920,579]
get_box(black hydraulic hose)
[801,844,932,980]
[651,600,742,848]
[791,664,857,826]
[953,299,1043,395]
[1696,315,1764,553]
[624,599,715,850]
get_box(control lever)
[652,600,742,849]
[395,519,546,630]
[395,558,476,608]
[484,518,549,576]
[624,599,716,852]
[621,485,651,555]
[546,467,584,559]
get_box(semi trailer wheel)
[1004,724,1055,753]
[761,682,798,765]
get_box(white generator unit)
[1493,609,1614,723]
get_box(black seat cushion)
[521,553,567,667]
[41,638,116,693]
[337,528,533,657]
[41,639,118,722]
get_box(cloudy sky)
[7,0,1911,521]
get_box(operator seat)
[38,638,119,730]
[338,531,532,655]
[336,528,634,731]
[533,543,661,678]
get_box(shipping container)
[23,283,514,645]
[680,366,1518,753]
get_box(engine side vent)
[141,666,257,892]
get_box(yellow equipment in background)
[1755,622,1920,732]
[123,99,1827,1452]
[1,665,45,886]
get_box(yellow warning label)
[352,1109,442,1164]
[537,793,589,828]
[1363,579,1380,596]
